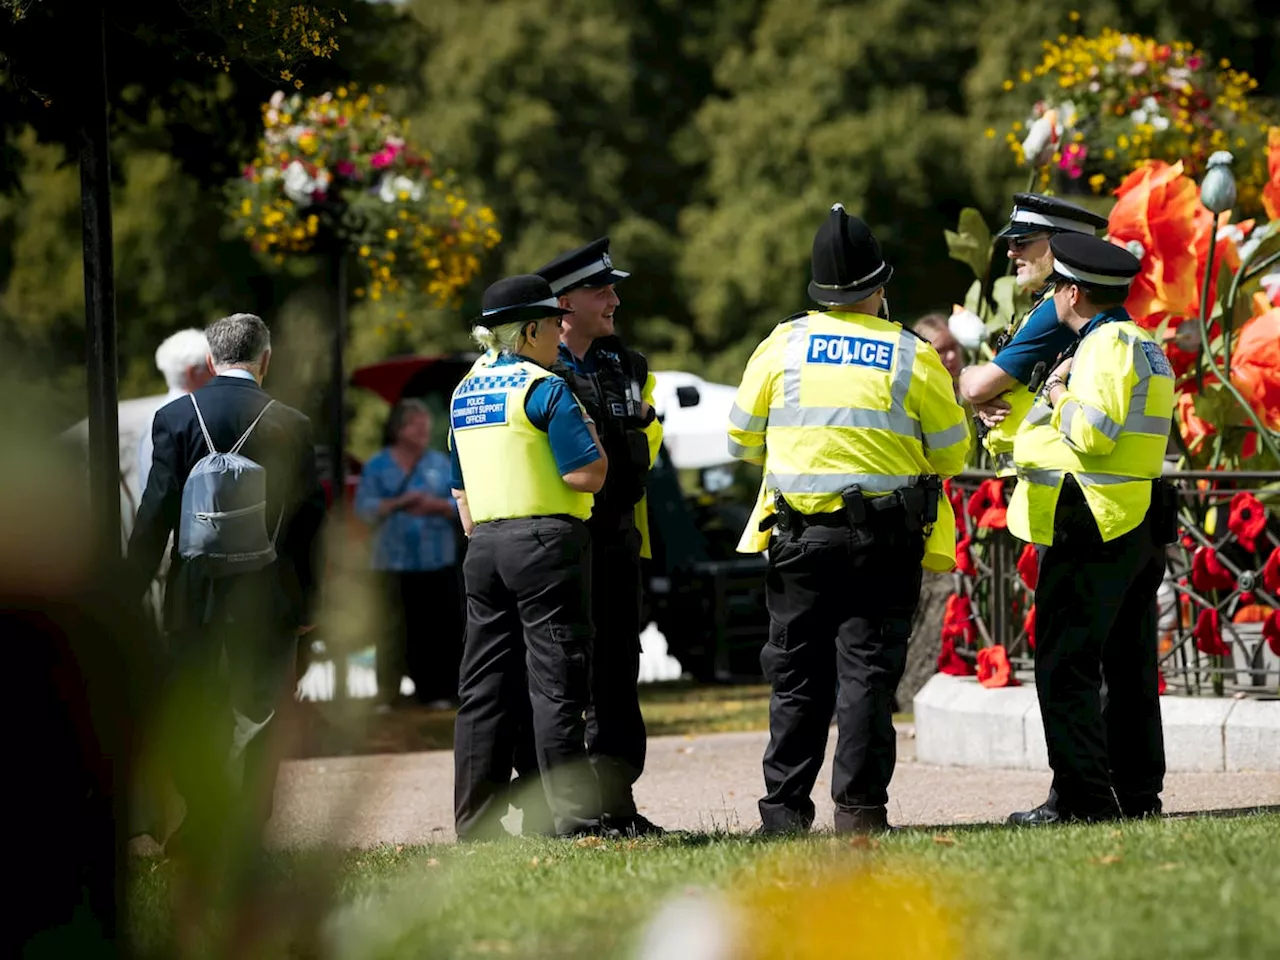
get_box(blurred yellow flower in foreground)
[638,851,960,960]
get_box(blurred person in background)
[355,398,462,709]
[128,312,325,863]
[138,328,215,496]
[911,313,964,390]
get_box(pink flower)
[1187,56,1203,71]
[370,140,404,170]
[242,164,255,180]
[335,159,358,178]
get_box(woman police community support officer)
[448,274,612,841]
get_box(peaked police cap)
[535,237,630,296]
[995,192,1111,239]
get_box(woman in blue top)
[355,399,462,708]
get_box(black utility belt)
[773,497,904,532]
[763,477,941,534]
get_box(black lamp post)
[78,3,121,571]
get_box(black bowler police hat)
[536,237,630,296]
[995,192,1110,240]
[808,203,894,307]
[1048,233,1141,287]
[473,274,572,326]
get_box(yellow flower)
[240,198,253,216]
[1012,120,1023,132]
[280,69,293,81]
[1069,9,1080,21]
[359,245,371,257]
[1089,173,1106,193]
[386,229,399,240]
[984,127,996,139]
[1002,79,1014,91]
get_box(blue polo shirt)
[992,297,1077,385]
[448,352,600,489]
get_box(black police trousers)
[1034,481,1166,818]
[453,517,602,840]
[759,510,923,832]
[583,520,647,818]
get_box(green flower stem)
[1223,247,1280,378]
[1196,280,1280,466]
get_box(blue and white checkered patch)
[455,372,531,396]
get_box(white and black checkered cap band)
[482,296,560,317]
[547,258,630,294]
[1011,208,1098,234]
[1052,258,1133,287]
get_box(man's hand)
[1051,355,1073,381]
[973,397,1013,428]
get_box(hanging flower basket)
[995,27,1274,206]
[226,84,500,306]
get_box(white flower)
[1125,239,1147,261]
[1218,224,1246,245]
[1021,110,1062,167]
[949,307,986,350]
[1238,234,1264,264]
[378,173,423,204]
[1260,270,1280,301]
[283,160,317,204]
[269,90,285,109]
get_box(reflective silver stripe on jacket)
[1056,329,1171,450]
[727,438,765,460]
[1017,466,1148,486]
[765,472,922,495]
[729,403,768,432]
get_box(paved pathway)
[265,728,1280,847]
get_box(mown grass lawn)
[129,812,1279,959]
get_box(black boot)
[604,813,667,837]
[834,805,890,835]
[1117,795,1162,820]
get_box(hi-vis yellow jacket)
[465,349,663,559]
[984,294,1055,477]
[727,310,971,571]
[449,353,595,523]
[1006,313,1174,545]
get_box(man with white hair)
[137,328,213,496]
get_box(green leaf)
[945,208,994,281]
[1193,385,1248,428]
[962,279,984,317]
[990,275,1021,330]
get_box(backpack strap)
[189,394,218,454]
[230,399,276,455]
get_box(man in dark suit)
[128,312,325,860]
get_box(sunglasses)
[1007,233,1051,252]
